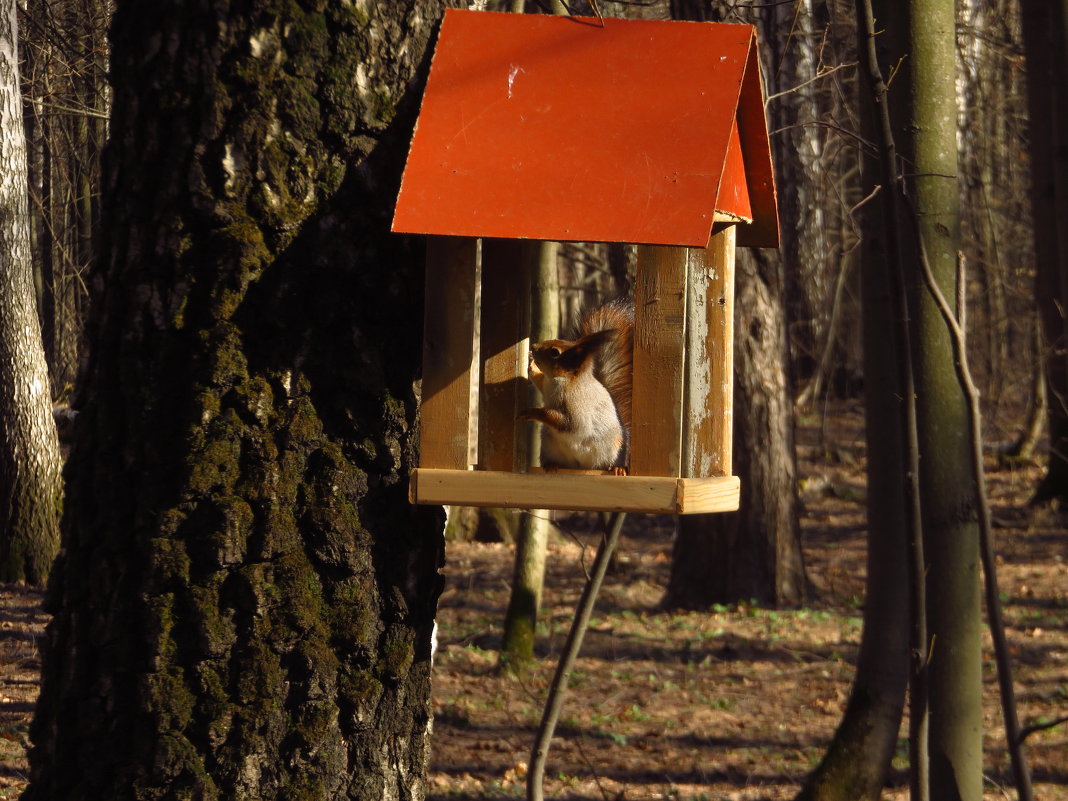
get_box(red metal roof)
[392,9,778,249]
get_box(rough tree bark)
[766,0,830,387]
[0,0,63,585]
[26,2,452,799]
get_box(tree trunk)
[1008,319,1047,461]
[0,0,63,585]
[1021,0,1068,507]
[796,240,911,801]
[665,248,805,608]
[889,0,984,795]
[767,0,829,389]
[796,39,911,793]
[26,3,451,799]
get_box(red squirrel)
[518,298,633,473]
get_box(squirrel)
[517,298,633,473]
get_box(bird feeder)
[392,9,779,515]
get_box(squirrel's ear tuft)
[560,329,615,371]
[582,328,618,351]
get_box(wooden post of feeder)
[631,244,688,477]
[478,238,534,472]
[419,236,478,470]
[631,225,736,481]
[686,225,735,479]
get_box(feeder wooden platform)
[411,469,741,515]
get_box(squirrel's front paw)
[517,408,538,422]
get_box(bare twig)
[770,119,878,155]
[572,732,615,801]
[729,0,806,12]
[560,522,594,580]
[1018,715,1068,745]
[1006,321,1047,461]
[848,181,883,217]
[795,249,854,409]
[30,100,109,120]
[765,62,859,106]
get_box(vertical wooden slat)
[711,226,736,476]
[683,225,736,477]
[420,236,478,469]
[478,238,534,471]
[631,245,687,476]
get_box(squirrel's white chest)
[541,374,623,469]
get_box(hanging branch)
[527,510,627,801]
[853,1,929,798]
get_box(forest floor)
[1,403,1066,800]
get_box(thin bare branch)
[1018,715,1068,745]
[28,100,108,119]
[765,61,859,106]
[770,119,877,154]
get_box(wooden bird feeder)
[392,9,779,515]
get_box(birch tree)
[0,0,62,585]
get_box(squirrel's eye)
[548,347,562,359]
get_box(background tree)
[0,0,62,585]
[665,247,806,607]
[795,189,911,801]
[501,240,557,669]
[804,0,1039,797]
[26,2,454,798]
[874,0,984,795]
[950,0,1040,467]
[797,4,914,797]
[1021,0,1068,507]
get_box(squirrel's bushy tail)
[578,298,634,432]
